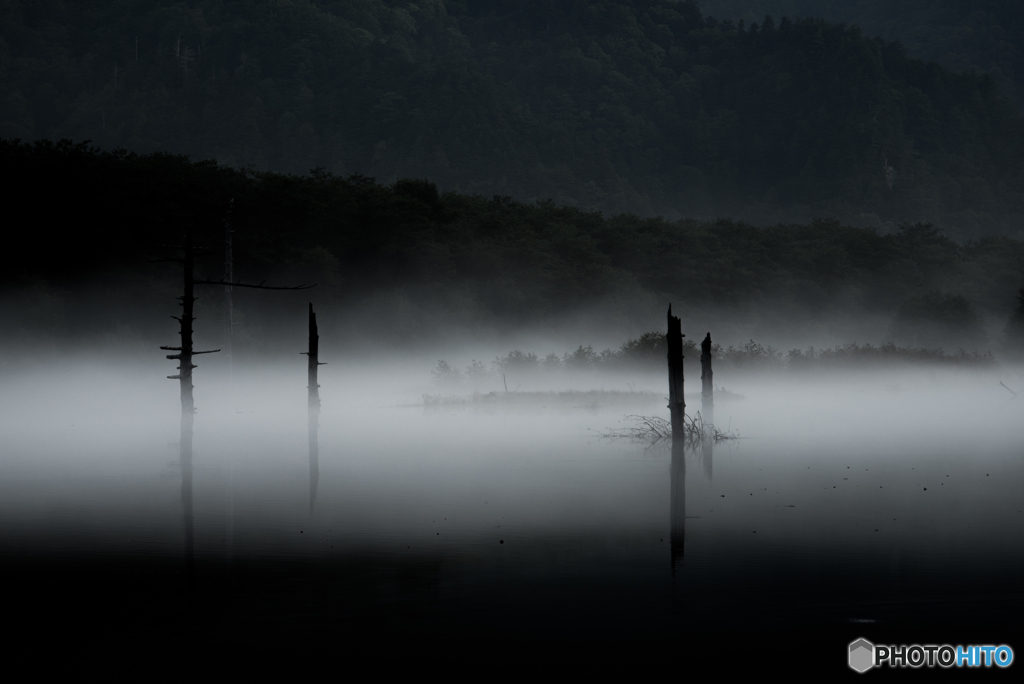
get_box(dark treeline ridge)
[701,1,1024,108]
[3,139,1024,350]
[1,1,1023,236]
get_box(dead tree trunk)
[304,303,324,510]
[156,221,313,540]
[180,235,194,579]
[164,228,197,521]
[666,304,685,440]
[178,228,197,415]
[308,303,320,407]
[160,228,216,586]
[700,332,713,426]
[162,228,221,439]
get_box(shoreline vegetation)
[4,140,1024,356]
[430,334,998,387]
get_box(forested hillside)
[701,1,1024,108]
[2,1,1023,237]
[4,140,1024,351]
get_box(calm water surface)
[2,363,1022,666]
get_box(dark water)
[2,364,1022,672]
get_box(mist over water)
[5,0,1024,669]
[2,349,1021,662]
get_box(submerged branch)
[597,412,738,446]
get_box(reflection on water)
[306,303,321,512]
[670,438,685,573]
[309,410,319,512]
[671,431,713,573]
[701,433,713,481]
[1,365,1023,661]
[181,387,194,587]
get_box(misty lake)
[2,360,1022,668]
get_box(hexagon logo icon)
[849,638,874,673]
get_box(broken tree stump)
[666,304,685,440]
[700,332,713,426]
[159,226,218,588]
[303,303,324,510]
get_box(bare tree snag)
[159,223,312,412]
[159,223,311,416]
[159,226,216,587]
[161,229,222,417]
[307,302,321,409]
[302,303,325,510]
[666,304,685,440]
[158,220,310,548]
[700,332,714,426]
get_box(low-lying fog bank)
[2,353,1021,650]
[2,353,1022,458]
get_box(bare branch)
[193,278,316,290]
[194,349,221,355]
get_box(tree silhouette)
[302,303,325,511]
[153,217,313,563]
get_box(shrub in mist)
[431,360,463,386]
[432,334,996,387]
[787,342,995,368]
[616,332,666,365]
[494,350,540,374]
[612,332,702,369]
[465,359,491,384]
[721,339,784,370]
[563,345,599,371]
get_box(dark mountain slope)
[1,1,1022,237]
